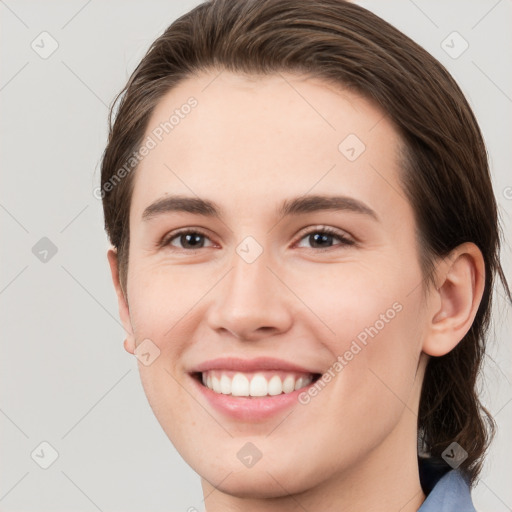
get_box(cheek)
[336,298,423,430]
[127,263,209,341]
[284,259,408,344]
[309,309,422,460]
[125,268,194,403]
[300,262,424,414]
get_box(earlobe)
[123,337,135,355]
[422,242,485,357]
[107,248,135,355]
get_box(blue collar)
[417,457,476,511]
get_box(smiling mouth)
[190,371,322,398]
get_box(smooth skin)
[107,70,485,512]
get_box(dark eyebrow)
[142,195,220,221]
[141,194,378,222]
[277,194,378,221]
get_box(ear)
[107,248,135,355]
[422,242,485,357]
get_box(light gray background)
[0,1,510,510]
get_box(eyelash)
[160,226,355,252]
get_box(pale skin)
[107,70,485,512]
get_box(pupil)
[311,233,332,248]
[183,233,203,248]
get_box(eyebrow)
[141,194,379,222]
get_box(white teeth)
[231,373,249,396]
[220,374,231,394]
[268,375,282,395]
[282,375,296,393]
[212,376,221,393]
[200,371,314,397]
[294,377,306,391]
[250,374,268,396]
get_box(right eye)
[162,229,215,251]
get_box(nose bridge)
[207,238,292,339]
[227,241,276,311]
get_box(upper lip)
[190,357,320,375]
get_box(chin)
[199,467,311,500]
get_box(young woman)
[99,1,510,510]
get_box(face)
[112,71,431,499]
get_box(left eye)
[161,227,354,251]
[295,227,354,250]
[163,230,213,250]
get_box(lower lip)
[189,373,319,421]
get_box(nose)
[206,248,293,341]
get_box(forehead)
[130,70,403,221]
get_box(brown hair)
[100,0,510,485]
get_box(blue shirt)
[417,457,476,511]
